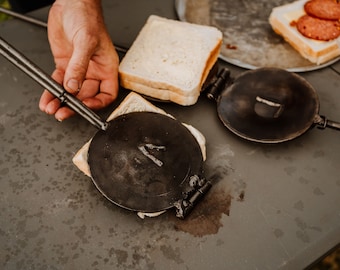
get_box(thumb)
[63,38,96,93]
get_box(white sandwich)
[118,15,222,105]
[72,92,206,218]
[269,0,340,65]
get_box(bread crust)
[120,78,200,105]
[200,39,222,86]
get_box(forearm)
[50,0,104,24]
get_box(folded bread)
[118,15,222,105]
[72,92,206,218]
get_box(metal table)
[0,1,339,269]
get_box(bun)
[72,92,207,217]
[269,0,340,65]
[118,15,222,105]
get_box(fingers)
[39,89,74,121]
[39,79,96,121]
[39,69,64,115]
[39,90,61,115]
[82,92,117,110]
[39,77,118,121]
[54,107,76,121]
[63,34,96,94]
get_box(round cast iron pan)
[87,111,204,212]
[206,67,340,143]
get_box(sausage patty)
[304,0,340,20]
[297,14,340,41]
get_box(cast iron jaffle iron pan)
[88,111,208,215]
[205,67,340,143]
[0,37,211,219]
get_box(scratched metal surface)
[0,1,339,270]
[175,0,340,71]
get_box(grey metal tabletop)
[0,1,339,269]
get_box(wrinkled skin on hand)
[39,0,119,121]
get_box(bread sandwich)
[269,0,340,65]
[118,15,222,105]
[72,92,206,218]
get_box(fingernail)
[67,79,80,92]
[45,107,53,115]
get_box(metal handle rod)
[326,119,340,130]
[0,7,127,54]
[0,36,108,131]
[0,7,47,27]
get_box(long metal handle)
[326,120,340,130]
[0,7,127,54]
[0,36,108,131]
[0,7,47,27]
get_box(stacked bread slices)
[118,15,222,105]
[269,0,340,65]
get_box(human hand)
[39,0,119,121]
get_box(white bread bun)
[269,0,340,65]
[118,15,222,105]
[72,92,207,217]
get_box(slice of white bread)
[72,92,206,217]
[118,15,222,105]
[269,0,340,65]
